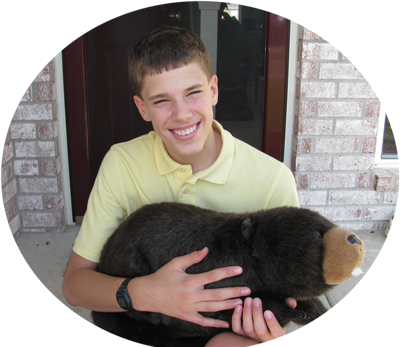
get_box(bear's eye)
[315,232,322,239]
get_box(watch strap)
[116,278,135,311]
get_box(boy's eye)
[188,90,201,96]
[154,99,167,105]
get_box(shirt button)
[181,168,186,172]
[183,189,188,194]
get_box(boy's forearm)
[63,267,127,312]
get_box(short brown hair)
[128,25,212,97]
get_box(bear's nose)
[348,234,361,245]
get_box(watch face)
[117,297,127,307]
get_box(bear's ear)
[241,217,256,241]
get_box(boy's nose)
[172,100,192,121]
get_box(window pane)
[216,4,266,150]
[382,115,398,159]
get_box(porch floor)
[6,225,394,346]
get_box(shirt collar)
[154,120,234,184]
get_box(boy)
[62,26,299,346]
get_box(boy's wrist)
[127,276,147,312]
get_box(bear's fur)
[92,202,364,347]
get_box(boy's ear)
[133,95,151,122]
[210,75,218,106]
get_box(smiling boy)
[62,26,299,346]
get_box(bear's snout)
[322,227,365,285]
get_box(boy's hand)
[231,297,297,342]
[128,247,251,328]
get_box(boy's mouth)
[170,122,200,139]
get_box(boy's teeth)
[174,124,197,136]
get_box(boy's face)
[134,61,219,165]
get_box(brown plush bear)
[92,202,365,347]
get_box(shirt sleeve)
[267,164,300,209]
[72,148,131,263]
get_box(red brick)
[333,155,374,171]
[298,191,327,206]
[2,141,14,164]
[38,122,58,139]
[302,42,339,60]
[298,119,333,135]
[21,211,65,228]
[300,62,318,79]
[365,206,395,221]
[17,195,43,210]
[4,197,18,221]
[315,138,359,154]
[329,190,380,205]
[362,138,377,154]
[299,101,315,117]
[358,172,372,188]
[295,174,309,189]
[317,101,362,118]
[41,159,61,176]
[296,156,331,172]
[300,81,336,98]
[10,123,36,139]
[384,192,398,205]
[19,178,60,193]
[296,138,313,154]
[36,84,55,102]
[319,63,363,80]
[2,179,17,204]
[312,207,362,222]
[14,160,39,176]
[365,101,380,117]
[13,104,54,121]
[15,141,58,158]
[334,120,378,136]
[338,82,377,99]
[375,174,392,191]
[310,173,356,188]
[45,195,64,210]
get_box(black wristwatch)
[116,278,135,311]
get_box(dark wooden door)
[63,3,289,221]
[85,3,199,182]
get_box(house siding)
[293,27,398,231]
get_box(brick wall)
[293,27,398,231]
[0,123,20,242]
[2,61,65,237]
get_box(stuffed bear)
[92,202,365,347]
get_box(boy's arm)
[62,248,249,328]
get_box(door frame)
[57,10,298,225]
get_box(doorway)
[62,2,290,221]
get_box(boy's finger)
[189,313,230,329]
[170,249,244,285]
[197,286,251,302]
[170,247,209,270]
[285,297,297,309]
[195,298,243,313]
[252,298,269,339]
[231,305,246,335]
[264,310,286,338]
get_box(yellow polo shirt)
[73,121,299,262]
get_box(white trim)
[375,105,399,168]
[54,52,74,225]
[283,22,298,169]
